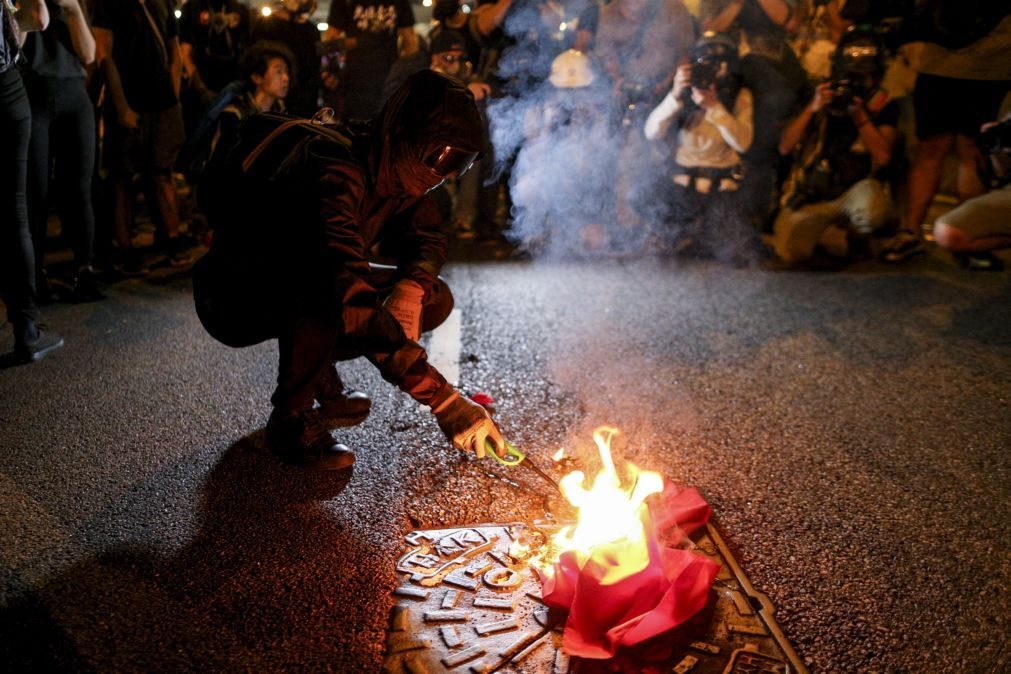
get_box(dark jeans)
[25,74,97,273]
[193,257,453,416]
[271,264,454,416]
[662,177,758,264]
[0,68,40,337]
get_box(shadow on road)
[0,434,361,671]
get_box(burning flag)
[515,427,719,659]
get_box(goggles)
[424,145,479,179]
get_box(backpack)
[194,112,359,347]
[178,80,247,181]
[199,111,357,248]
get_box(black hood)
[372,70,484,198]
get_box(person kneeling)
[773,28,898,266]
[193,71,504,470]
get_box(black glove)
[433,391,506,457]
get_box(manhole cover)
[383,521,808,673]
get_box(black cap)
[430,29,466,56]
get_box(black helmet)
[374,70,483,197]
[832,26,885,79]
[693,32,739,71]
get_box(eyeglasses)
[438,53,465,64]
[424,145,479,178]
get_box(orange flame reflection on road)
[516,426,664,582]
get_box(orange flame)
[552,447,566,462]
[516,427,664,581]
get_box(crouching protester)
[772,28,898,265]
[192,71,505,470]
[643,33,756,263]
[932,115,1011,271]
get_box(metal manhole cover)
[383,521,807,674]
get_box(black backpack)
[199,112,357,251]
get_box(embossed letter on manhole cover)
[383,522,808,673]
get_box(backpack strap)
[241,119,308,173]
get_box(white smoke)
[487,0,761,264]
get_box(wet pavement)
[1,255,1009,672]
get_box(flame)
[552,448,566,462]
[517,427,664,582]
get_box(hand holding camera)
[809,81,835,113]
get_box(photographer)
[772,27,898,265]
[644,32,755,262]
[931,116,1011,271]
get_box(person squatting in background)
[251,0,320,117]
[931,115,1011,271]
[772,27,899,265]
[22,0,103,304]
[2,0,66,364]
[644,32,756,265]
[210,41,293,153]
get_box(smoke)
[487,0,762,264]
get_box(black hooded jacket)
[195,70,483,404]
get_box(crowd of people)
[2,0,1010,366]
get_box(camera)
[825,78,860,114]
[690,59,720,90]
[978,118,1011,155]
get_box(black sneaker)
[70,268,107,303]
[881,231,926,263]
[113,248,149,277]
[956,252,1005,271]
[14,328,64,364]
[316,367,371,429]
[164,236,195,267]
[265,410,356,471]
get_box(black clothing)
[328,0,415,120]
[913,74,1010,140]
[25,73,97,273]
[251,15,320,117]
[21,2,87,79]
[178,0,250,92]
[431,16,484,70]
[92,0,178,113]
[1,67,40,335]
[840,0,913,25]
[822,99,899,190]
[195,71,483,415]
[788,98,900,207]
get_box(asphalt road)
[1,255,1009,672]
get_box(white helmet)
[549,50,595,89]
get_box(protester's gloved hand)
[433,391,506,458]
[384,279,424,342]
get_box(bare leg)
[905,134,952,235]
[954,134,985,203]
[150,172,180,240]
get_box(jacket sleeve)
[318,160,406,354]
[644,90,681,140]
[378,194,447,295]
[368,341,456,408]
[705,87,753,154]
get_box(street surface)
[1,255,1009,672]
